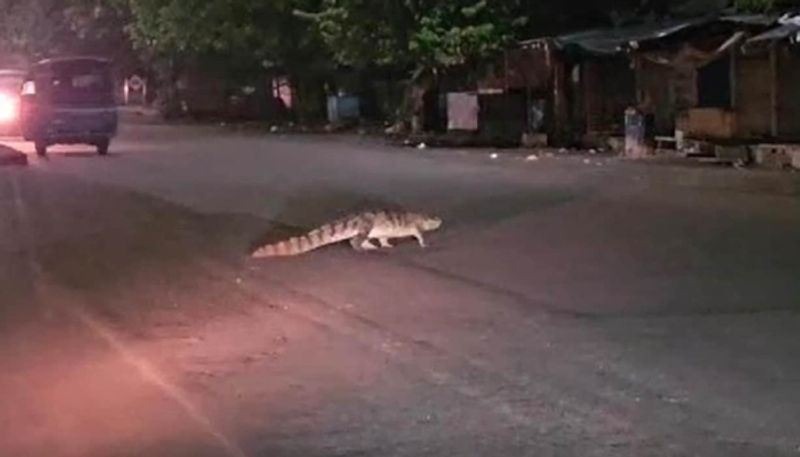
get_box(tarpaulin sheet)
[447,92,479,131]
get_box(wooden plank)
[770,44,778,138]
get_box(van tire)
[96,139,109,155]
[34,140,47,156]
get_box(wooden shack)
[506,15,800,148]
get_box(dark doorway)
[697,55,732,108]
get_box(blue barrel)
[624,107,645,157]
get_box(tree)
[0,0,76,60]
[732,0,800,11]
[298,0,528,131]
[63,0,142,74]
[120,0,331,118]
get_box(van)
[20,56,118,156]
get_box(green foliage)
[0,0,139,67]
[124,0,251,55]
[120,0,330,86]
[297,1,409,68]
[410,2,527,68]
[732,0,798,12]
[303,0,528,72]
[62,0,141,72]
[0,0,73,58]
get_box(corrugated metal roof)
[748,23,800,43]
[720,14,778,26]
[519,14,778,57]
[746,14,800,44]
[551,18,711,56]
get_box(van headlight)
[0,93,18,122]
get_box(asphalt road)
[1,118,800,456]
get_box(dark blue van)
[20,57,118,156]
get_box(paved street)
[1,117,800,456]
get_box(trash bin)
[327,95,360,124]
[624,107,645,158]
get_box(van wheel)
[34,140,47,156]
[96,139,110,155]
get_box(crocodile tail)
[251,219,360,258]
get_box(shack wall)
[505,46,551,91]
[582,57,635,136]
[734,50,772,139]
[636,58,680,134]
[776,46,800,139]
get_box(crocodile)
[251,210,443,258]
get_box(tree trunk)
[291,74,327,124]
[153,56,184,119]
[387,67,433,135]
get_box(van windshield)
[45,60,113,105]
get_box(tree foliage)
[732,0,800,12]
[0,0,74,58]
[300,0,528,72]
[62,0,141,72]
[0,0,793,120]
[1,0,793,72]
[122,0,326,72]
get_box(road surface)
[1,118,800,456]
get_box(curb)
[0,144,27,167]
